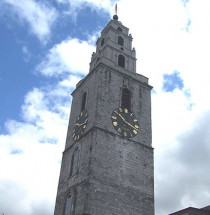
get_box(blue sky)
[1,0,210,215]
[0,1,109,131]
[163,71,184,92]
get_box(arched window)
[81,92,87,111]
[118,36,124,46]
[101,38,105,46]
[122,88,131,110]
[118,54,125,68]
[70,147,79,177]
[65,193,72,215]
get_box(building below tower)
[169,205,210,215]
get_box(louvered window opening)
[65,194,72,215]
[81,92,87,111]
[101,38,105,46]
[118,55,125,68]
[70,147,79,177]
[122,88,131,110]
[118,36,124,46]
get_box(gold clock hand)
[124,121,139,131]
[114,111,138,131]
[114,111,126,121]
[76,119,88,127]
[80,119,88,126]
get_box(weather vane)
[115,3,118,15]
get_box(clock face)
[111,107,139,138]
[72,109,88,141]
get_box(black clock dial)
[111,107,139,138]
[72,109,88,141]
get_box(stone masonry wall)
[54,62,154,215]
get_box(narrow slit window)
[65,193,72,215]
[70,147,79,177]
[118,54,125,68]
[101,38,105,46]
[81,92,87,111]
[122,88,131,110]
[118,36,124,46]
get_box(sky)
[0,0,210,214]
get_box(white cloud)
[22,46,31,62]
[0,120,60,215]
[0,75,80,215]
[37,38,95,76]
[53,0,114,24]
[114,0,210,214]
[2,0,58,42]
[0,0,112,43]
[155,110,210,214]
[56,0,113,14]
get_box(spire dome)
[113,14,118,20]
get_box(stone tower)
[54,15,154,215]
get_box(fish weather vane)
[115,3,118,15]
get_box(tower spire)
[54,12,154,215]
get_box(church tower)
[54,14,154,215]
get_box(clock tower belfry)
[54,14,154,215]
